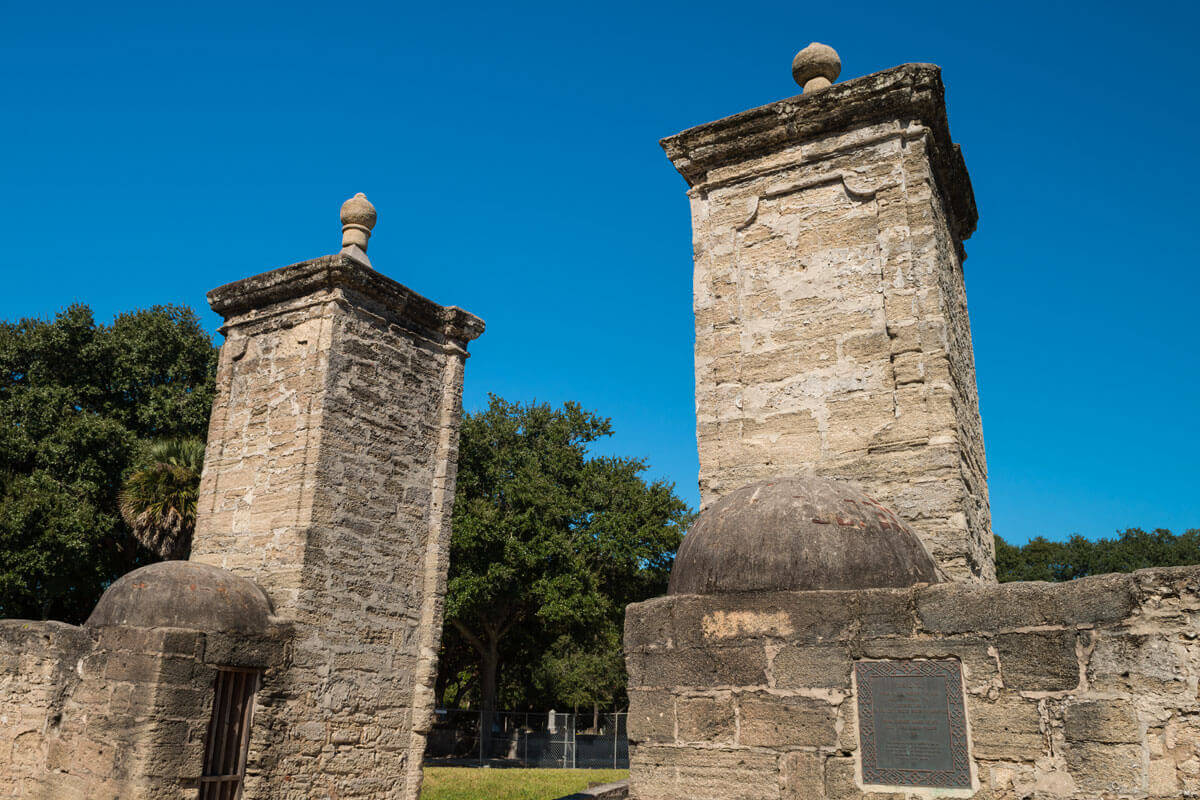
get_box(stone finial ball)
[792,42,841,92]
[340,192,377,231]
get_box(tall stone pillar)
[666,50,992,581]
[191,195,484,798]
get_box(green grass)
[420,767,628,800]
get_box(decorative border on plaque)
[854,659,971,789]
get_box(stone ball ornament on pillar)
[340,191,377,265]
[792,41,841,92]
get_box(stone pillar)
[191,239,484,797]
[666,61,992,581]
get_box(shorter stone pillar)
[191,196,484,799]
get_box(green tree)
[442,395,691,717]
[119,437,206,560]
[534,629,627,728]
[0,304,216,622]
[995,528,1200,583]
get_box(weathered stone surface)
[825,756,904,799]
[86,561,272,634]
[627,644,768,688]
[0,197,563,800]
[1088,630,1189,694]
[1062,699,1140,744]
[780,751,824,799]
[1133,563,1200,599]
[662,65,975,236]
[1064,742,1145,794]
[676,695,735,743]
[340,192,377,253]
[737,693,837,747]
[772,644,852,689]
[915,573,1137,634]
[668,61,991,582]
[627,43,1200,800]
[668,477,940,594]
[622,595,680,650]
[1148,755,1180,796]
[625,587,916,652]
[0,621,93,798]
[627,567,1200,800]
[850,639,996,693]
[0,614,289,799]
[995,630,1080,691]
[629,746,780,800]
[968,694,1044,760]
[626,689,674,743]
[190,252,482,799]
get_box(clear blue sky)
[2,0,1197,545]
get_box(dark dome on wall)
[86,561,272,634]
[668,477,941,595]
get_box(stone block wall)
[664,64,992,581]
[624,565,1200,799]
[192,254,483,799]
[0,619,286,799]
[0,621,92,798]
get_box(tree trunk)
[479,640,499,712]
[450,618,504,762]
[593,702,599,733]
[479,638,500,759]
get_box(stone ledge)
[627,567,1199,648]
[914,571,1140,634]
[551,780,629,800]
[208,253,485,347]
[0,619,95,658]
[660,63,976,243]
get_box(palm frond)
[119,437,204,559]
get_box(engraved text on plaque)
[854,659,970,788]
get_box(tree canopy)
[439,395,692,714]
[0,304,216,622]
[995,528,1200,583]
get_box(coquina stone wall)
[0,618,285,799]
[624,565,1200,799]
[0,621,92,798]
[192,253,484,799]
[666,64,992,581]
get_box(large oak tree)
[0,304,216,622]
[441,395,691,716]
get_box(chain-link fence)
[425,710,628,769]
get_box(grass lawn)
[420,767,628,800]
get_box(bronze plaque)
[854,660,970,788]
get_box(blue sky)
[2,0,1197,545]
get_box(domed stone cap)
[86,561,272,634]
[668,477,941,595]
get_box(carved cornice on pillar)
[208,254,485,350]
[661,63,977,244]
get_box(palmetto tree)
[119,437,205,560]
